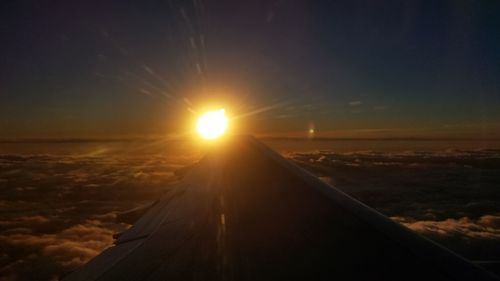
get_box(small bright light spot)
[197,109,228,140]
[309,129,315,134]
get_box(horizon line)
[1,136,500,143]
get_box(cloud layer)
[0,151,196,280]
[1,145,500,279]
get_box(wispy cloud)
[393,215,500,240]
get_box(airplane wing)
[63,135,499,281]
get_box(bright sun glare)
[197,109,228,140]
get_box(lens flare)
[197,109,228,140]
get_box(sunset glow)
[2,2,500,279]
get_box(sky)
[1,0,499,139]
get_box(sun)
[196,109,229,140]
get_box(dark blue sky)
[1,0,499,138]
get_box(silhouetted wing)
[64,136,499,281]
